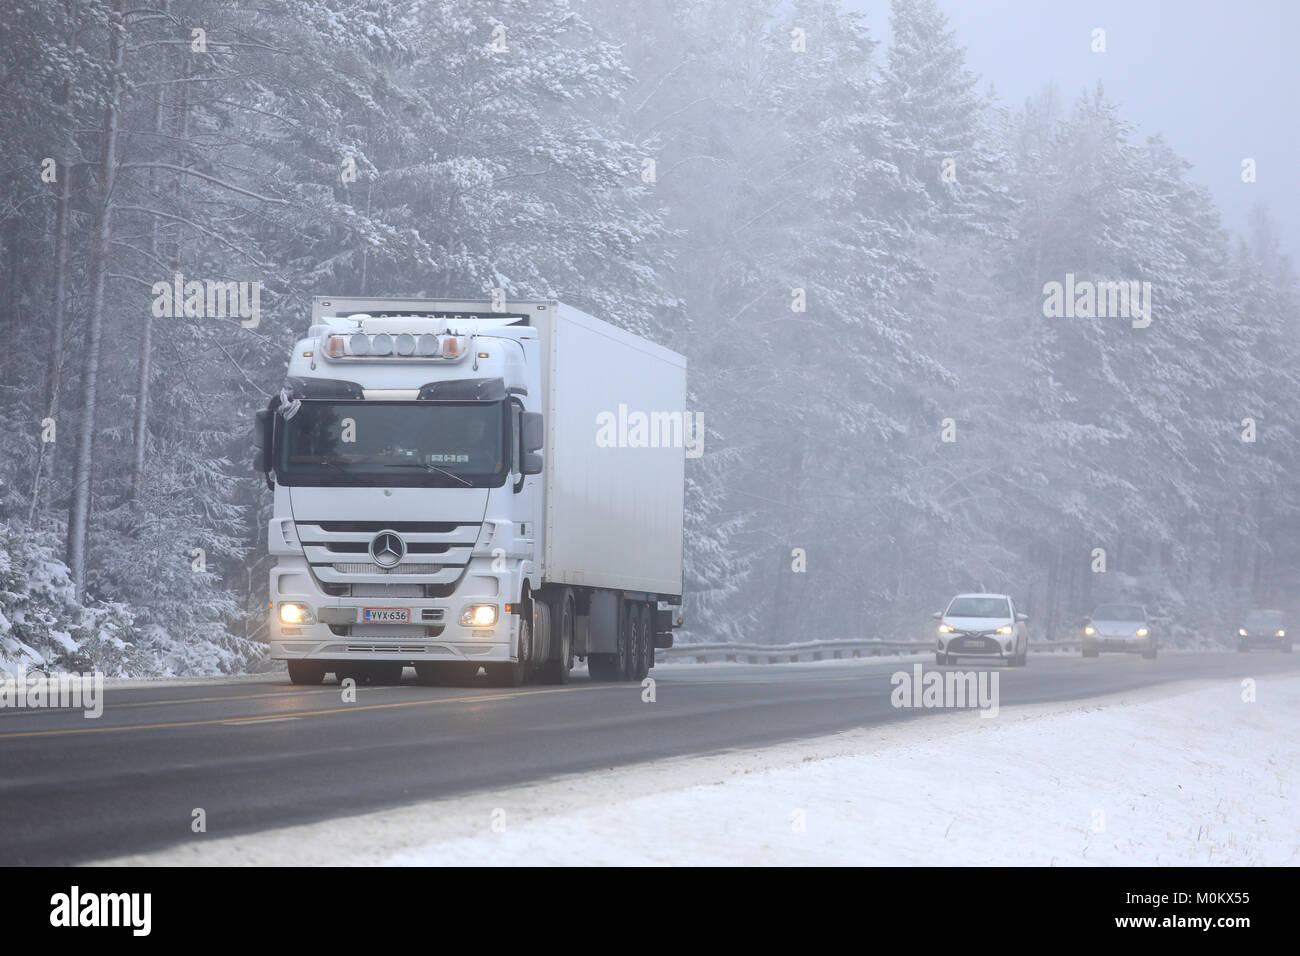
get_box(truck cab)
[256,297,686,688]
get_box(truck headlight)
[279,602,315,625]
[460,604,498,627]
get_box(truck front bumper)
[270,618,514,664]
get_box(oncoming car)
[1236,609,1291,653]
[932,593,1029,666]
[1082,604,1156,659]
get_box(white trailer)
[256,297,686,687]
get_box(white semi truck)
[255,297,687,687]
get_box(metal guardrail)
[657,638,1083,664]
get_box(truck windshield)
[275,400,509,487]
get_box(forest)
[1,0,1296,674]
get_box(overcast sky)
[848,0,1299,262]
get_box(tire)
[935,652,948,665]
[633,603,652,681]
[1237,642,1249,653]
[539,591,574,685]
[1282,643,1293,654]
[1082,648,1099,658]
[1142,642,1157,660]
[616,602,634,680]
[287,660,326,685]
[1017,644,1028,666]
[487,612,529,687]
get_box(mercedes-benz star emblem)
[369,530,406,569]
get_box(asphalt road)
[1,650,1296,864]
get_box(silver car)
[932,593,1029,666]
[1082,604,1156,659]
[1236,609,1291,653]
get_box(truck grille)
[297,521,480,593]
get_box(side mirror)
[254,410,270,473]
[522,451,543,475]
[931,611,943,621]
[521,412,544,452]
[1015,612,1029,622]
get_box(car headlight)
[1084,626,1096,636]
[1238,629,1248,637]
[938,624,954,633]
[996,625,1013,635]
[279,602,315,625]
[460,604,498,628]
[1136,627,1148,637]
[1277,630,1286,638]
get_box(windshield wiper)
[300,458,353,478]
[382,461,473,487]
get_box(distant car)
[1082,604,1156,659]
[1236,609,1291,653]
[932,593,1029,666]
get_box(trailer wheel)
[540,590,574,685]
[619,601,639,681]
[287,660,326,685]
[633,603,652,681]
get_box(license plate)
[363,607,410,623]
[965,639,988,649]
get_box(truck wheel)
[487,614,529,687]
[540,591,574,685]
[287,660,326,685]
[637,603,654,678]
[620,602,640,681]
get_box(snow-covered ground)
[97,675,1300,866]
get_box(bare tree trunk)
[67,0,127,597]
[28,5,79,526]
[130,1,169,504]
[28,136,72,525]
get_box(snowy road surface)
[0,651,1297,864]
